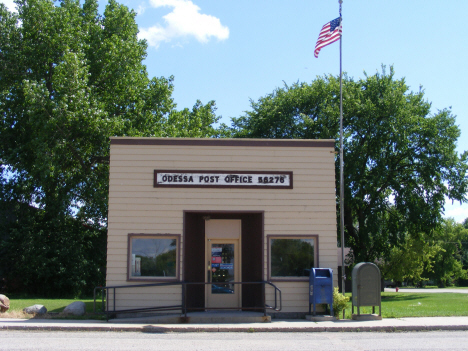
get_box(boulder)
[63,301,86,316]
[0,294,9,312]
[23,304,47,315]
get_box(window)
[128,234,180,281]
[268,236,317,280]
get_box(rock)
[23,304,47,315]
[63,301,86,316]
[0,294,10,312]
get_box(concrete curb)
[2,324,468,333]
[0,325,142,332]
[2,318,468,333]
[141,325,468,333]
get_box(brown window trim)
[267,234,319,282]
[127,233,181,282]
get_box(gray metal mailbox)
[309,268,333,316]
[352,262,381,316]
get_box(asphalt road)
[2,330,468,351]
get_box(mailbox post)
[309,268,333,316]
[351,262,381,318]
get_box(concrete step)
[111,311,271,324]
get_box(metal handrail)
[94,281,281,321]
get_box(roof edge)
[110,137,335,148]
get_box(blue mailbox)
[309,268,333,316]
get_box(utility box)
[309,268,333,316]
[352,262,381,317]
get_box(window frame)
[127,233,181,282]
[267,235,319,282]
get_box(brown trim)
[154,170,293,189]
[182,211,264,311]
[261,215,265,282]
[111,137,335,148]
[183,210,266,215]
[127,233,181,282]
[266,234,319,282]
[182,210,265,283]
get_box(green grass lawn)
[400,286,468,290]
[342,292,468,319]
[2,291,467,320]
[0,294,106,320]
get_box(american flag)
[314,17,342,58]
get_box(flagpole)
[338,0,345,304]
[314,0,345,316]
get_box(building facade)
[107,137,337,316]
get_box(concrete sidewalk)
[1,316,468,333]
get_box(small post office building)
[107,137,338,317]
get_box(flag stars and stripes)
[314,17,342,58]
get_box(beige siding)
[107,138,337,314]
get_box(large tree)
[380,231,439,285]
[381,218,468,287]
[0,0,220,222]
[230,66,468,263]
[0,0,220,295]
[423,219,468,287]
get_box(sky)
[2,0,467,222]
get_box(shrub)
[332,287,349,318]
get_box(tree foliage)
[0,201,106,296]
[463,218,468,262]
[230,66,468,263]
[383,218,468,287]
[380,232,440,284]
[423,219,468,287]
[0,0,220,222]
[0,0,220,296]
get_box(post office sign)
[154,170,293,189]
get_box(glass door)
[206,239,241,309]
